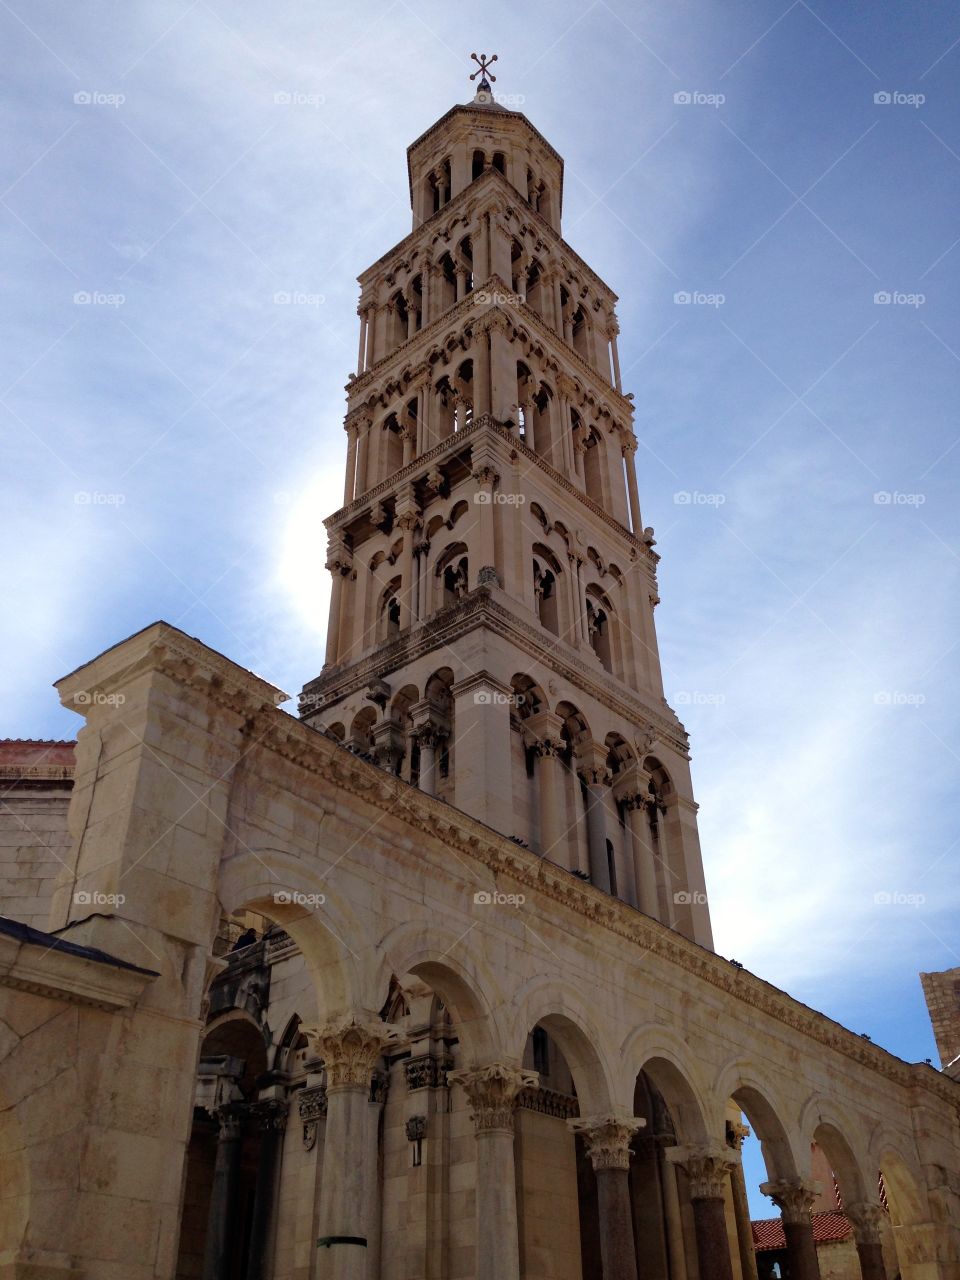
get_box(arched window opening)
[380,578,402,642]
[586,598,611,671]
[533,557,560,636]
[582,430,605,504]
[572,306,591,360]
[442,556,469,606]
[605,839,618,897]
[492,151,506,174]
[532,1025,550,1076]
[472,150,486,180]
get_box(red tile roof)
[752,1211,853,1251]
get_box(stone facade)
[0,78,957,1280]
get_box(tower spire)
[469,51,498,97]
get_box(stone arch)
[377,920,505,1065]
[799,1095,869,1205]
[620,1024,711,1144]
[712,1059,801,1181]
[507,975,618,1115]
[872,1138,929,1226]
[217,849,368,1022]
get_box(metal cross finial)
[469,52,498,91]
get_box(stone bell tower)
[300,62,714,949]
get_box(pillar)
[623,439,642,533]
[474,328,491,417]
[532,728,565,861]
[355,417,371,497]
[576,744,612,894]
[668,1148,738,1280]
[396,502,419,630]
[760,1180,821,1280]
[846,1203,888,1280]
[246,1100,287,1280]
[202,1106,244,1280]
[451,672,513,834]
[309,1017,397,1280]
[357,310,368,375]
[659,1147,687,1280]
[728,1124,759,1280]
[569,1115,644,1280]
[472,464,498,585]
[415,726,441,797]
[619,786,659,918]
[447,1064,537,1280]
[343,423,358,504]
[489,316,516,422]
[610,324,623,392]
[325,556,349,666]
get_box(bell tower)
[300,62,714,949]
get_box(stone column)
[246,1099,288,1280]
[668,1147,738,1280]
[472,464,499,586]
[202,1106,244,1280]
[728,1123,759,1280]
[576,742,612,894]
[609,323,623,392]
[623,438,642,533]
[846,1203,888,1280]
[533,734,565,860]
[355,416,371,497]
[760,1180,821,1280]
[357,310,368,375]
[395,501,419,630]
[448,1064,537,1280]
[343,423,358,504]
[309,1017,397,1280]
[618,781,658,918]
[569,1115,644,1280]
[414,725,442,797]
[474,326,491,417]
[455,266,467,301]
[325,555,349,666]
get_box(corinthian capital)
[760,1178,820,1224]
[304,1016,399,1091]
[845,1201,884,1244]
[668,1145,738,1200]
[568,1114,645,1171]
[448,1063,538,1133]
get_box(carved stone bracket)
[405,1115,427,1142]
[404,1053,452,1091]
[448,1063,538,1133]
[298,1083,328,1150]
[568,1113,645,1171]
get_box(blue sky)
[3,0,958,1210]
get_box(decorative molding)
[404,1053,451,1091]
[448,1063,538,1133]
[569,1113,645,1170]
[760,1179,820,1225]
[517,1085,579,1119]
[668,1145,739,1201]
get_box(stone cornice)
[0,931,155,1012]
[301,588,689,758]
[56,621,290,718]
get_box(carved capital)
[760,1179,820,1225]
[448,1063,538,1133]
[405,1114,427,1142]
[250,1098,288,1134]
[845,1201,885,1244]
[569,1114,645,1171]
[472,464,499,489]
[533,736,564,760]
[668,1145,738,1200]
[304,1017,398,1091]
